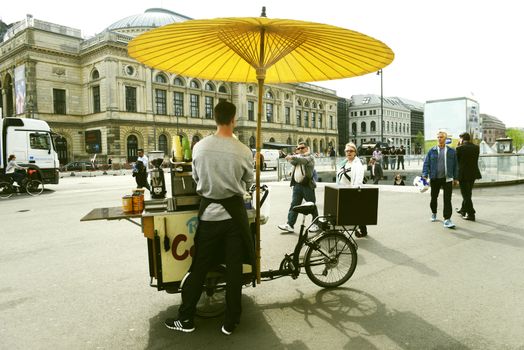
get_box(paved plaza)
[1,174,523,349]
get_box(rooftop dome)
[105,8,192,35]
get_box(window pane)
[53,89,66,114]
[125,86,137,112]
[158,134,168,154]
[205,96,214,119]
[266,103,273,123]
[92,86,100,113]
[190,94,199,117]
[285,107,290,124]
[248,101,255,121]
[174,92,184,116]
[155,89,167,115]
[30,133,51,150]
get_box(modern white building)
[424,97,480,143]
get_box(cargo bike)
[81,160,378,314]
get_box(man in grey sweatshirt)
[165,101,254,336]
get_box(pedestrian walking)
[456,132,482,221]
[422,130,458,229]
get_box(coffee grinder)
[149,151,166,199]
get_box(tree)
[506,128,524,151]
[414,131,425,154]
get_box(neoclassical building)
[0,9,339,165]
[348,94,416,151]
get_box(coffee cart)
[81,160,265,295]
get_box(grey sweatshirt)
[192,134,253,220]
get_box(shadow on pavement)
[257,287,469,350]
[357,237,440,277]
[146,295,306,350]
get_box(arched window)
[370,121,376,132]
[287,137,292,145]
[205,82,215,91]
[127,135,138,162]
[249,136,256,149]
[269,137,275,142]
[174,77,184,86]
[351,122,357,135]
[361,122,367,133]
[155,74,167,83]
[320,139,324,153]
[312,102,317,108]
[91,69,99,80]
[297,99,302,106]
[304,101,310,107]
[158,134,168,154]
[265,90,273,99]
[387,121,390,132]
[190,80,200,89]
[218,85,227,93]
[313,139,318,153]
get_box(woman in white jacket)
[336,142,368,237]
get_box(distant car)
[61,161,95,172]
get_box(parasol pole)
[255,20,267,284]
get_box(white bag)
[293,164,307,184]
[413,176,430,193]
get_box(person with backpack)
[278,142,319,234]
[133,149,150,192]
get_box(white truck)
[1,117,60,185]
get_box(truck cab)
[1,118,60,185]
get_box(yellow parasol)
[128,8,394,283]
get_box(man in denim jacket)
[422,130,458,229]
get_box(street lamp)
[377,69,383,143]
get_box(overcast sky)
[3,0,523,127]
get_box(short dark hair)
[8,154,15,161]
[459,132,471,141]
[138,148,144,153]
[214,101,236,125]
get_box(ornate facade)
[0,9,338,165]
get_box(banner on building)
[14,65,26,115]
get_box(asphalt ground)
[1,174,523,349]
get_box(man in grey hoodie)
[164,101,254,336]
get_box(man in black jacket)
[456,132,482,221]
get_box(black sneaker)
[165,318,195,332]
[221,323,237,336]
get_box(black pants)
[430,178,452,220]
[178,219,244,325]
[459,180,476,216]
[397,157,404,170]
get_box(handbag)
[292,164,310,185]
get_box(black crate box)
[323,185,378,225]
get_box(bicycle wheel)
[26,179,44,196]
[304,232,357,288]
[0,181,14,199]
